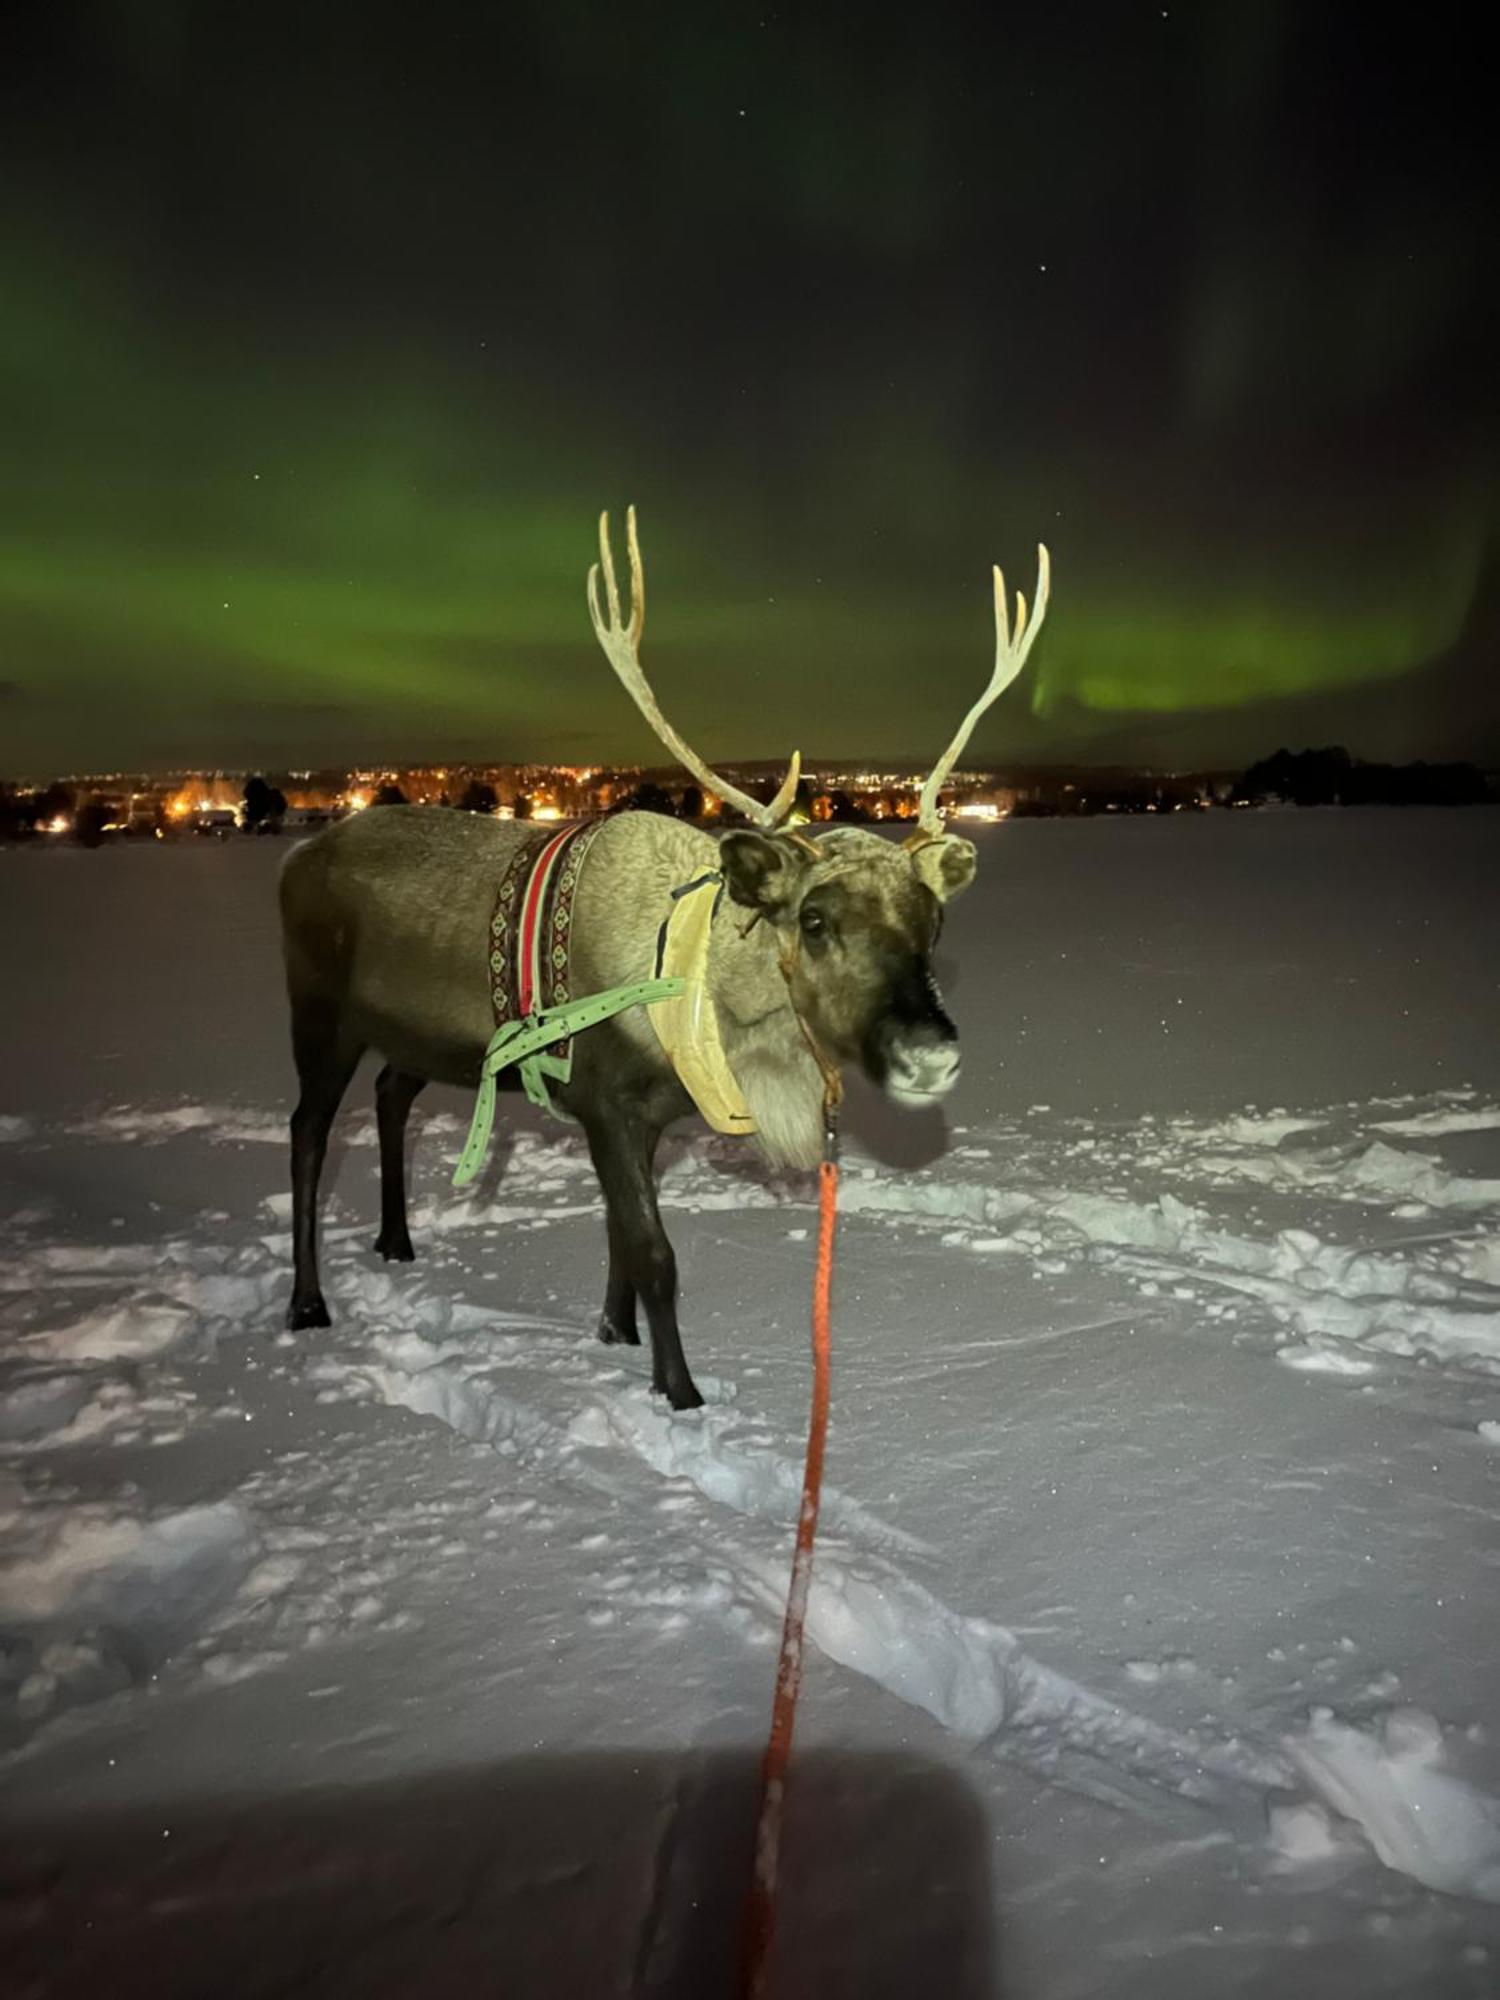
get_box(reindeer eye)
[799,904,826,940]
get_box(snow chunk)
[1276,1344,1376,1377]
[1,1498,258,1739]
[1268,1797,1364,1871]
[1047,1189,1203,1253]
[68,1103,293,1146]
[36,1243,161,1274]
[1286,1708,1500,1903]
[1348,1141,1500,1211]
[0,1373,93,1443]
[1454,1238,1500,1286]
[1208,1113,1326,1147]
[1371,1107,1500,1138]
[0,1500,256,1628]
[28,1296,196,1361]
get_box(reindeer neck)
[704,888,796,1032]
[699,877,824,1169]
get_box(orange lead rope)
[739,1099,840,2000]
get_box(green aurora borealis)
[3,3,1495,776]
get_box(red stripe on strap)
[517,829,573,1015]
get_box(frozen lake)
[2,809,1499,1998]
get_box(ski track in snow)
[334,1311,1294,1815]
[4,1083,1500,1904]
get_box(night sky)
[3,2,1495,777]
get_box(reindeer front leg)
[583,1108,703,1411]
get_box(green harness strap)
[452,976,686,1188]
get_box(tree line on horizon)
[1231,746,1487,809]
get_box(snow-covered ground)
[2,810,1499,1999]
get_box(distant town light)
[345,791,369,812]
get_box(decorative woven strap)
[489,820,607,1036]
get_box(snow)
[3,811,1500,1997]
[1287,1708,1500,1903]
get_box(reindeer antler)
[587,507,801,829]
[915,543,1051,837]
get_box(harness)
[453,824,753,1186]
[648,872,756,1136]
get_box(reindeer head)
[716,825,974,1102]
[587,507,1050,1108]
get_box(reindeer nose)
[886,1036,962,1105]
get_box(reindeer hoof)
[287,1296,331,1331]
[597,1312,640,1347]
[374,1229,416,1263]
[662,1379,705,1412]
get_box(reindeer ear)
[719,830,811,918]
[911,834,977,904]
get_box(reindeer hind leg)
[374,1063,426,1262]
[287,998,364,1329]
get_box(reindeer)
[279,511,1050,1408]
